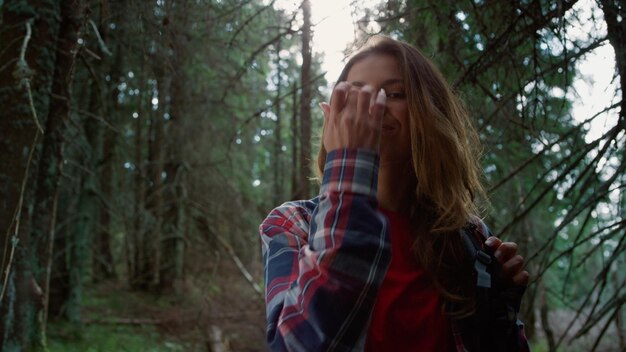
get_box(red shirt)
[365,209,451,351]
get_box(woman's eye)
[387,91,405,99]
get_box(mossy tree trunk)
[0,1,61,350]
[0,0,85,349]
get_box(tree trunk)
[273,37,283,205]
[91,13,117,283]
[0,1,61,350]
[0,0,85,349]
[48,194,71,320]
[296,0,312,200]
[539,278,556,352]
[598,0,625,123]
[131,67,146,288]
[291,83,299,198]
[32,0,86,341]
[95,127,117,280]
[159,13,186,291]
[141,58,169,290]
[159,159,186,292]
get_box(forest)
[0,0,624,351]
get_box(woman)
[260,36,530,351]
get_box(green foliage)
[47,283,199,351]
[3,0,624,350]
[47,323,185,352]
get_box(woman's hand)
[485,237,530,287]
[319,82,387,153]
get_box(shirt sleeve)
[259,149,391,351]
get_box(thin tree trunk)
[291,84,299,198]
[132,68,146,288]
[273,37,283,205]
[33,0,86,339]
[130,15,147,287]
[91,10,117,282]
[95,99,117,281]
[296,0,312,200]
[160,161,185,292]
[142,63,169,290]
[539,278,556,352]
[160,20,186,291]
[48,193,71,319]
[598,0,625,122]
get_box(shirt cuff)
[319,149,379,197]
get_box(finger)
[319,102,330,120]
[330,82,350,116]
[484,236,502,250]
[370,88,386,121]
[370,89,386,140]
[370,88,387,110]
[367,89,386,149]
[502,254,525,279]
[356,85,373,120]
[343,86,360,118]
[512,270,530,286]
[494,242,518,264]
[320,102,331,141]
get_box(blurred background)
[0,0,624,351]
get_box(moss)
[47,322,186,352]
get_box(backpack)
[458,222,527,352]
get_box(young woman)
[260,36,530,351]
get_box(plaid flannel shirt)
[260,148,530,351]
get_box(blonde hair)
[316,36,487,317]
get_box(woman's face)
[345,54,412,166]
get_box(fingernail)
[335,81,348,91]
[376,88,386,104]
[362,85,373,94]
[485,237,496,246]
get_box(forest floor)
[47,257,266,351]
[45,255,624,352]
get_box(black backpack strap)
[461,223,493,289]
[459,221,529,351]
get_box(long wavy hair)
[316,36,487,317]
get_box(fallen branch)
[82,317,163,325]
[215,234,264,298]
[189,202,264,299]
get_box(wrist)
[320,149,379,197]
